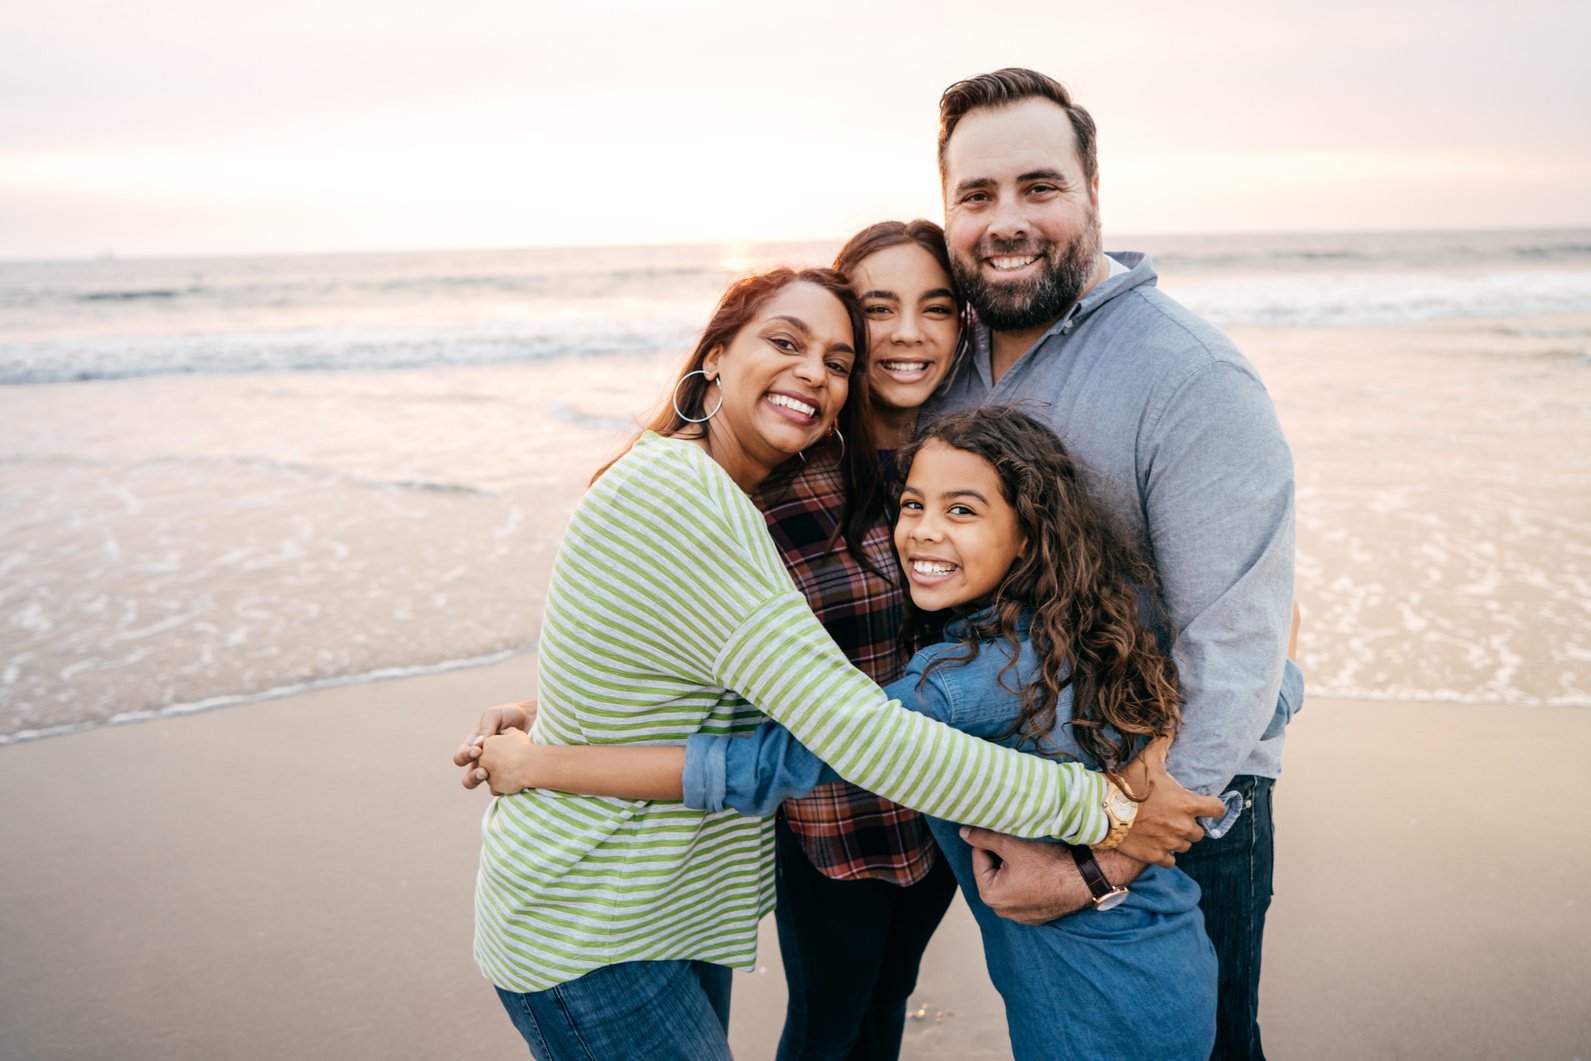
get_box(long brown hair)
[598,267,886,566]
[833,219,957,288]
[901,406,1180,778]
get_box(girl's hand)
[477,727,547,796]
[454,699,538,789]
[1115,735,1228,867]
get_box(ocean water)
[2,228,1589,741]
[6,228,1591,385]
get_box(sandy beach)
[3,241,1590,1057]
[2,656,1588,1060]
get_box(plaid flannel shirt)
[753,447,938,885]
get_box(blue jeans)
[1177,774,1276,1061]
[931,818,1217,1061]
[495,960,733,1061]
[772,817,958,1060]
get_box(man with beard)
[931,69,1300,1061]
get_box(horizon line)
[6,220,1591,268]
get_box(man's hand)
[959,827,1148,924]
[453,699,538,789]
[1116,734,1227,866]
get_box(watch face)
[1108,791,1138,822]
[1095,887,1130,912]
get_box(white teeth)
[912,559,955,576]
[768,394,816,417]
[880,360,930,373]
[989,255,1040,271]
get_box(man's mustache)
[974,237,1053,258]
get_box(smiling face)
[942,97,1103,333]
[894,438,1027,613]
[701,280,856,485]
[849,242,961,415]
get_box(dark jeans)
[773,816,959,1061]
[1177,774,1276,1061]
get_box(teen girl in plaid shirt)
[749,221,971,1059]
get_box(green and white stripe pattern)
[474,433,1108,992]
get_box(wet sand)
[1,653,1587,1060]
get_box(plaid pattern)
[754,448,938,885]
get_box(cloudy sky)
[3,0,1588,259]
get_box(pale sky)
[3,0,1589,260]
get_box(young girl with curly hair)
[482,405,1220,1060]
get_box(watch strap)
[1070,844,1130,911]
[1069,843,1115,901]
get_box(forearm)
[493,739,688,801]
[1149,364,1296,792]
[556,745,686,800]
[1165,584,1292,792]
[1023,848,1146,918]
[1096,849,1147,886]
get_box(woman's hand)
[454,699,538,789]
[1115,735,1228,867]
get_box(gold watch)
[1093,779,1139,851]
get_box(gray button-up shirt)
[932,252,1295,792]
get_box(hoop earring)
[672,370,723,424]
[802,424,842,465]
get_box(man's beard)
[952,219,1102,333]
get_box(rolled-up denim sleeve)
[682,722,839,815]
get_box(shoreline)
[5,634,1586,749]
[0,646,527,748]
[2,657,1588,1059]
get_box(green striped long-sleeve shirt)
[474,432,1108,992]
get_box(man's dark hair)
[937,68,1098,184]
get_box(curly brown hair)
[900,405,1181,778]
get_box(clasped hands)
[451,699,539,795]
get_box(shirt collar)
[943,605,1033,643]
[967,251,1155,382]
